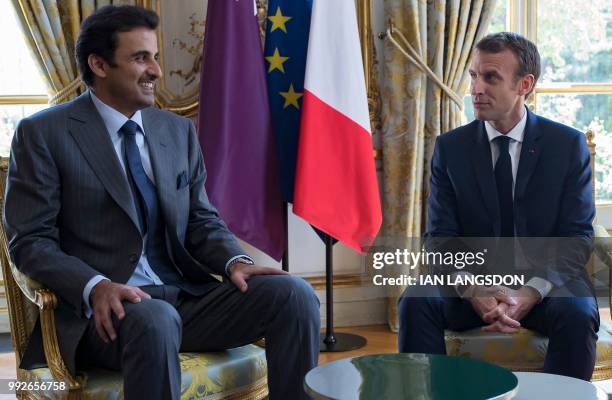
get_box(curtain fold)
[10,0,134,104]
[379,0,498,331]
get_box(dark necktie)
[494,136,514,237]
[118,121,208,294]
[119,120,158,234]
[120,120,169,278]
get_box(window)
[0,0,48,157]
[535,0,611,203]
[463,0,612,205]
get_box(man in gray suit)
[3,5,320,400]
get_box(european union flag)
[264,0,313,203]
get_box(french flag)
[293,0,382,253]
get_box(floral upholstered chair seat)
[445,320,612,381]
[18,347,268,400]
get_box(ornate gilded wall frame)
[137,0,207,117]
[356,0,381,135]
[167,13,205,87]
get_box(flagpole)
[281,202,289,272]
[320,234,367,352]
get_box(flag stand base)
[319,234,367,353]
[319,332,367,352]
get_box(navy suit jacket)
[425,109,595,287]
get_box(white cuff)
[525,277,553,302]
[452,271,475,298]
[224,255,254,276]
[82,275,109,319]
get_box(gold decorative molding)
[587,129,596,203]
[36,289,82,392]
[304,273,368,291]
[357,0,382,136]
[536,83,612,94]
[168,13,205,87]
[224,377,268,400]
[256,0,268,41]
[158,101,199,119]
[0,95,48,105]
[138,0,205,117]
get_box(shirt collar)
[89,90,144,136]
[484,106,527,144]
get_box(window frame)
[511,0,612,103]
[507,0,612,222]
[0,96,47,106]
[0,2,49,149]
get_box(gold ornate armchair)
[444,130,612,381]
[0,158,268,399]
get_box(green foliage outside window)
[537,0,611,200]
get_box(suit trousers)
[397,284,599,380]
[76,275,320,400]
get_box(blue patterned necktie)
[494,136,514,237]
[119,120,158,234]
[118,120,205,294]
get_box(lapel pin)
[528,148,535,154]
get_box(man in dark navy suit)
[398,32,599,380]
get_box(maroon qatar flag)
[197,0,285,260]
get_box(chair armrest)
[594,224,612,316]
[36,289,82,393]
[7,259,82,393]
[8,258,44,306]
[594,224,612,270]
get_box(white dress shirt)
[484,110,527,198]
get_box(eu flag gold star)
[268,7,291,33]
[265,48,290,73]
[279,83,303,109]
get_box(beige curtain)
[379,0,498,331]
[10,0,135,105]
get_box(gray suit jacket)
[3,91,245,373]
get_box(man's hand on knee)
[228,263,289,293]
[90,281,152,343]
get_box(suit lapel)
[142,109,178,231]
[470,122,501,235]
[67,92,140,230]
[515,109,542,202]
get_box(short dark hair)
[75,5,159,86]
[475,32,541,94]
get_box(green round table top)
[304,353,518,400]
